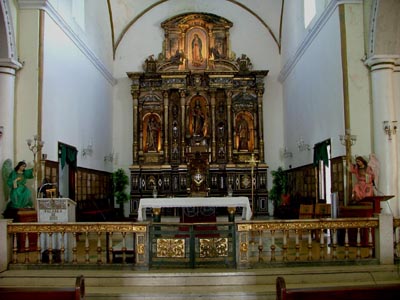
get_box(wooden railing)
[2,215,399,269]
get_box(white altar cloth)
[138,196,252,221]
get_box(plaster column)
[366,56,398,214]
[394,64,400,216]
[0,219,11,272]
[376,213,394,264]
[0,67,16,161]
[131,91,139,163]
[0,66,19,211]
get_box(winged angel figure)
[349,154,379,202]
[2,158,13,202]
[2,159,34,210]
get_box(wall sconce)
[297,137,310,151]
[383,120,397,140]
[0,126,4,137]
[27,135,45,200]
[283,147,293,158]
[104,152,114,163]
[27,135,45,158]
[81,143,93,157]
[339,129,356,146]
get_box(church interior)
[0,0,400,299]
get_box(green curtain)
[60,144,77,169]
[313,140,329,167]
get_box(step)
[0,265,399,300]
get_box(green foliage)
[269,167,288,207]
[112,168,129,205]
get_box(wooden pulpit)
[358,195,394,214]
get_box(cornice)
[0,58,23,70]
[18,0,116,85]
[278,0,363,83]
[364,54,400,71]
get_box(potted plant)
[112,168,129,219]
[269,167,289,215]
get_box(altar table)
[138,196,252,221]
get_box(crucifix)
[245,153,260,216]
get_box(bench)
[276,276,400,300]
[0,275,85,300]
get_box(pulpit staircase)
[0,265,399,300]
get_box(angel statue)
[2,160,34,210]
[349,154,379,202]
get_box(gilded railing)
[149,222,235,268]
[236,218,379,268]
[5,216,399,269]
[394,217,400,260]
[7,222,148,268]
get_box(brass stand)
[245,153,260,217]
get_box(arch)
[368,0,400,56]
[0,0,19,65]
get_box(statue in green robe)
[6,161,34,209]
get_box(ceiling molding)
[278,0,363,83]
[18,0,116,85]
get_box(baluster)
[307,230,312,261]
[368,227,373,258]
[356,228,361,259]
[12,233,18,263]
[282,230,288,261]
[48,232,54,264]
[97,232,102,264]
[396,227,400,258]
[72,232,78,263]
[331,229,337,260]
[60,232,65,263]
[270,230,276,262]
[258,230,263,262]
[85,232,90,263]
[37,232,42,263]
[344,229,349,259]
[109,232,114,263]
[294,229,300,261]
[122,232,127,264]
[24,233,30,263]
[319,229,325,260]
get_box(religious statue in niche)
[144,114,161,152]
[236,114,250,151]
[188,97,209,142]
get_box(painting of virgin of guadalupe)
[187,30,207,69]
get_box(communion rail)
[1,215,399,270]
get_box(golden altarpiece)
[127,13,269,217]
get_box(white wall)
[42,15,113,171]
[283,7,345,169]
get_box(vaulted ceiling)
[107,0,284,57]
